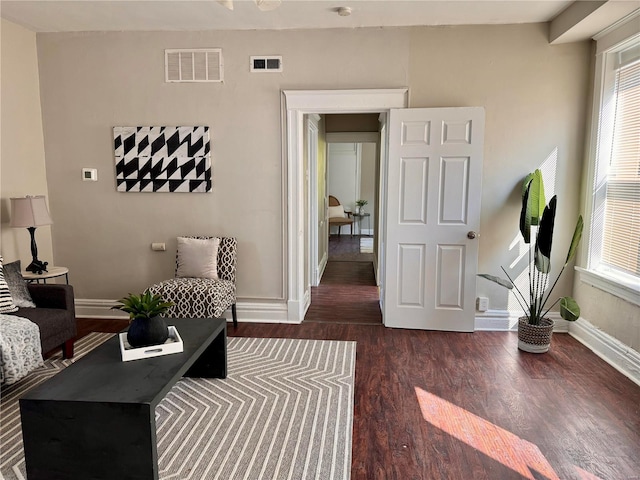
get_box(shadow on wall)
[0,198,20,258]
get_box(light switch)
[82,168,98,181]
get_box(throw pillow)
[328,205,345,218]
[3,260,36,308]
[176,237,220,279]
[0,256,19,313]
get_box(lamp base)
[26,260,49,274]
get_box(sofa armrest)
[27,284,75,314]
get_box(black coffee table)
[20,317,227,480]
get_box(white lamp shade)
[10,196,53,228]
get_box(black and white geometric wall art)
[113,126,211,193]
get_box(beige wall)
[408,24,591,311]
[0,19,53,266]
[4,18,635,352]
[34,28,409,300]
[10,24,592,316]
[574,283,639,350]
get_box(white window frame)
[579,15,640,307]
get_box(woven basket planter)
[518,317,554,353]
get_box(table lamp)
[10,195,53,274]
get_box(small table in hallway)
[352,212,370,235]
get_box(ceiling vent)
[250,56,283,73]
[165,49,223,83]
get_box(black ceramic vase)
[127,316,169,348]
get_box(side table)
[352,213,371,236]
[22,266,69,284]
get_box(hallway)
[304,236,382,325]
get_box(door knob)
[467,231,478,240]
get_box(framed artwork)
[114,126,211,192]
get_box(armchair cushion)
[28,284,76,313]
[328,205,345,218]
[21,284,77,356]
[176,236,220,279]
[149,277,235,319]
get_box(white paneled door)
[384,108,484,331]
[327,142,359,215]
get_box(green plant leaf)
[522,172,534,198]
[527,170,546,226]
[520,182,532,244]
[565,215,584,265]
[535,195,556,273]
[111,292,174,319]
[560,296,580,321]
[535,254,551,273]
[477,273,514,289]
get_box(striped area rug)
[1,334,356,480]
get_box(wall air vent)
[250,56,283,73]
[165,49,223,83]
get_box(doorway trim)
[307,114,321,287]
[282,88,408,322]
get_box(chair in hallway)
[328,195,354,237]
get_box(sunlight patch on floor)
[415,387,603,480]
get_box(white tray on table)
[119,326,183,361]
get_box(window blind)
[599,58,640,277]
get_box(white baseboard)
[76,298,298,324]
[474,309,514,331]
[75,299,129,319]
[234,301,297,323]
[569,318,640,387]
[473,310,569,332]
[318,252,328,284]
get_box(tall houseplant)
[479,169,584,353]
[113,291,174,348]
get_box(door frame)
[307,114,321,287]
[282,89,408,322]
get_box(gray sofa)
[12,284,77,358]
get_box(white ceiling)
[1,0,578,33]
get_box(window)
[582,30,640,305]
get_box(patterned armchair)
[148,237,237,327]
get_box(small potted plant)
[356,199,368,214]
[478,169,583,353]
[113,291,174,348]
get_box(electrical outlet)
[476,296,489,312]
[151,243,166,251]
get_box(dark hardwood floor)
[75,317,640,480]
[305,261,382,325]
[74,317,130,338]
[306,234,382,325]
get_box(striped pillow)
[0,256,19,313]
